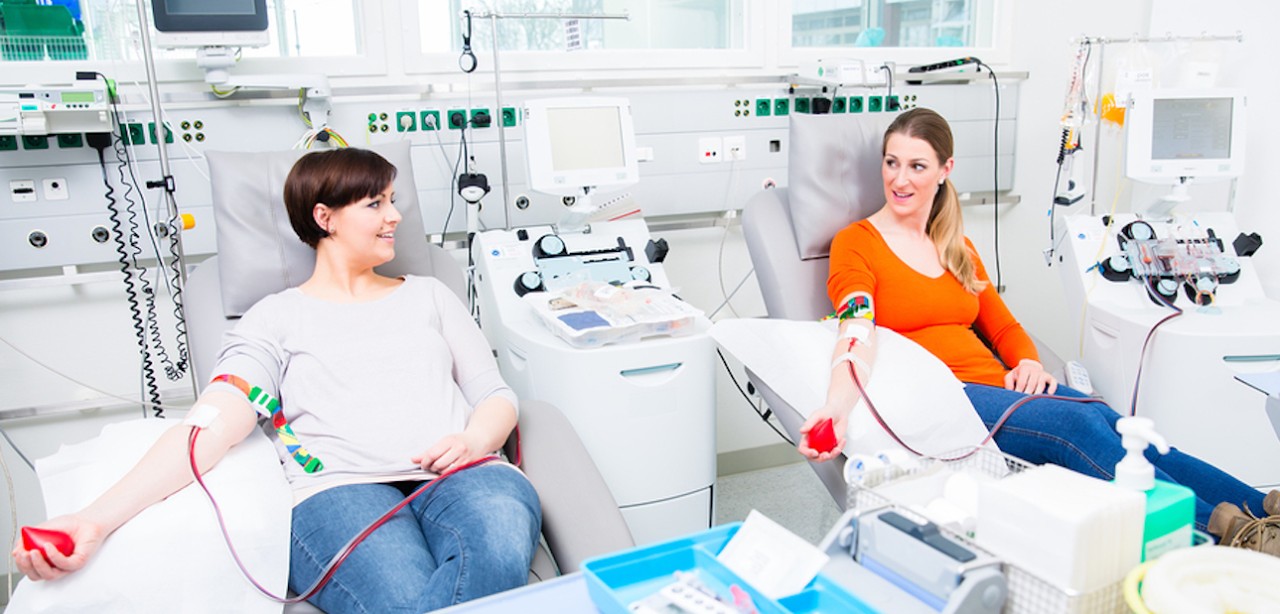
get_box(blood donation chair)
[186,142,634,610]
[741,113,1064,508]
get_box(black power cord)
[716,349,794,446]
[974,60,1003,292]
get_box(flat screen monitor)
[1125,88,1246,184]
[523,97,639,200]
[151,0,270,48]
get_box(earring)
[938,177,946,185]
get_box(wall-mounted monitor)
[151,0,270,49]
[1125,88,1246,185]
[523,97,639,202]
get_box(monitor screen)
[524,97,639,199]
[151,0,269,48]
[1125,88,1246,184]
[547,107,626,172]
[1151,97,1233,161]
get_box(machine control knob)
[1098,254,1132,282]
[532,234,566,259]
[1122,220,1156,242]
[1148,278,1179,306]
[91,225,111,244]
[645,238,670,264]
[1184,275,1218,305]
[28,230,48,249]
[513,271,544,297]
[629,266,651,282]
[1218,258,1241,284]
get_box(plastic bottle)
[1115,417,1195,561]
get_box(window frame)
[775,0,1012,71]
[399,1,766,77]
[0,0,387,87]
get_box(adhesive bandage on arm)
[831,352,870,374]
[183,404,221,429]
[840,324,872,345]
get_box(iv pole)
[134,0,198,400]
[469,10,630,230]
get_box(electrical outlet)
[10,179,36,202]
[832,97,848,113]
[755,99,771,117]
[42,178,68,201]
[0,135,16,151]
[849,96,864,113]
[421,110,440,131]
[794,97,811,114]
[501,107,517,127]
[773,98,790,116]
[447,109,467,130]
[22,135,49,150]
[148,122,174,144]
[698,137,722,164]
[471,108,492,128]
[723,136,746,161]
[57,134,83,148]
[396,111,416,132]
[868,96,884,113]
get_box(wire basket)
[846,448,1128,614]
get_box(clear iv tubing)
[186,426,498,604]
[842,338,1109,462]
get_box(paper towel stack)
[976,464,1145,594]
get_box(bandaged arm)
[13,389,260,581]
[824,312,878,417]
[81,389,259,537]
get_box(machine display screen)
[1151,97,1233,161]
[547,107,626,172]
[60,92,95,103]
[162,0,257,16]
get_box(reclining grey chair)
[185,142,633,612]
[741,113,1064,509]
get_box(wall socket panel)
[723,136,746,161]
[42,178,68,200]
[698,137,723,164]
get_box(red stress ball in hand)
[21,526,75,564]
[808,418,838,454]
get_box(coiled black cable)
[95,126,162,416]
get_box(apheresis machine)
[473,97,716,546]
[1059,88,1280,489]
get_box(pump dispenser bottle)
[1115,417,1195,561]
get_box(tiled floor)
[714,461,844,545]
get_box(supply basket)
[848,447,1124,614]
[581,523,878,614]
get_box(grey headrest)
[787,113,897,260]
[206,141,432,317]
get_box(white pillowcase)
[10,419,291,614]
[710,318,995,457]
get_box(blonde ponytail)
[928,179,987,294]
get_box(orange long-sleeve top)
[827,219,1038,387]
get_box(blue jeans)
[964,383,1264,531]
[289,463,542,613]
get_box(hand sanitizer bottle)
[1115,417,1195,561]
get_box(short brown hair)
[284,148,397,248]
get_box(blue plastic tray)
[582,523,879,614]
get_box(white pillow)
[710,318,995,457]
[9,419,292,614]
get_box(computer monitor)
[151,0,270,49]
[523,97,639,210]
[1125,88,1246,185]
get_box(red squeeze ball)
[21,527,74,564]
[808,418,838,454]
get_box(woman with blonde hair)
[798,108,1270,541]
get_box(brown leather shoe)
[1209,501,1280,557]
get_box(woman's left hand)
[412,432,486,474]
[1004,359,1057,395]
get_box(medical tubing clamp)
[191,373,513,604]
[841,336,1108,462]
